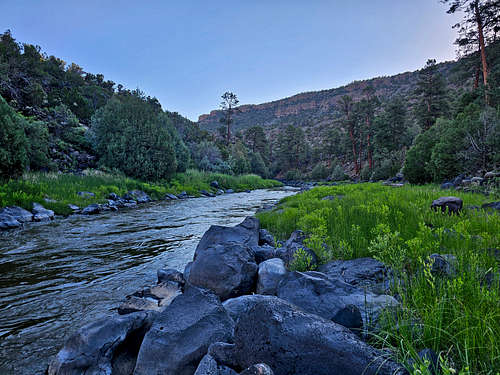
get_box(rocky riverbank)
[48,216,418,375]
[0,182,262,231]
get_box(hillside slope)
[198,45,498,133]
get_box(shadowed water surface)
[0,188,295,374]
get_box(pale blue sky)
[0,1,462,120]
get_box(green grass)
[0,169,282,215]
[257,183,500,374]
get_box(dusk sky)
[0,1,462,120]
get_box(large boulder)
[431,196,463,215]
[318,257,392,294]
[209,297,406,375]
[194,354,238,375]
[275,230,318,268]
[195,217,260,253]
[256,258,287,295]
[188,243,258,301]
[48,312,154,375]
[258,229,274,247]
[0,206,33,223]
[276,271,399,327]
[134,286,234,375]
[32,202,55,222]
[222,295,277,322]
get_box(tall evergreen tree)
[414,59,449,130]
[219,91,239,146]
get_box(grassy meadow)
[257,183,500,374]
[0,169,282,215]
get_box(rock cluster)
[48,217,408,375]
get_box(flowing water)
[0,188,295,375]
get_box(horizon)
[1,1,462,121]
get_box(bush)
[311,163,329,180]
[249,152,269,178]
[24,120,51,171]
[330,164,347,181]
[285,169,301,181]
[90,91,178,181]
[0,95,28,180]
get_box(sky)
[0,1,462,121]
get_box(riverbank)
[0,169,282,219]
[256,183,500,373]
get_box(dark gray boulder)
[239,364,274,375]
[210,181,220,189]
[194,354,238,375]
[0,214,21,230]
[431,196,463,215]
[276,271,399,327]
[165,193,178,200]
[157,268,185,286]
[48,312,154,375]
[134,286,234,375]
[195,217,260,253]
[275,230,318,268]
[177,191,189,199]
[0,206,33,223]
[209,297,407,375]
[225,189,234,194]
[318,257,391,294]
[256,258,287,295]
[258,229,274,246]
[482,201,500,212]
[32,202,54,221]
[108,192,119,200]
[250,244,276,264]
[222,295,277,322]
[332,304,363,333]
[67,204,80,212]
[200,190,216,197]
[188,243,258,301]
[82,204,101,215]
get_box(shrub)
[0,95,28,180]
[330,164,347,181]
[311,163,329,180]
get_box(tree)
[244,126,269,163]
[414,59,449,130]
[0,94,28,179]
[442,0,500,99]
[275,125,310,174]
[90,90,178,180]
[339,95,359,174]
[219,91,239,145]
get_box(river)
[0,188,295,375]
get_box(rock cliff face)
[197,61,459,133]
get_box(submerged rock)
[134,286,234,375]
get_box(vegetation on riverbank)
[0,169,282,216]
[257,183,500,374]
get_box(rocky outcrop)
[48,312,154,375]
[209,297,407,375]
[195,217,260,251]
[134,286,234,375]
[222,295,277,322]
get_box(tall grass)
[0,169,282,215]
[257,183,500,374]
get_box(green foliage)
[0,94,28,179]
[249,152,269,178]
[311,163,329,180]
[24,119,51,170]
[90,91,178,181]
[289,247,316,272]
[330,164,347,181]
[257,183,500,372]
